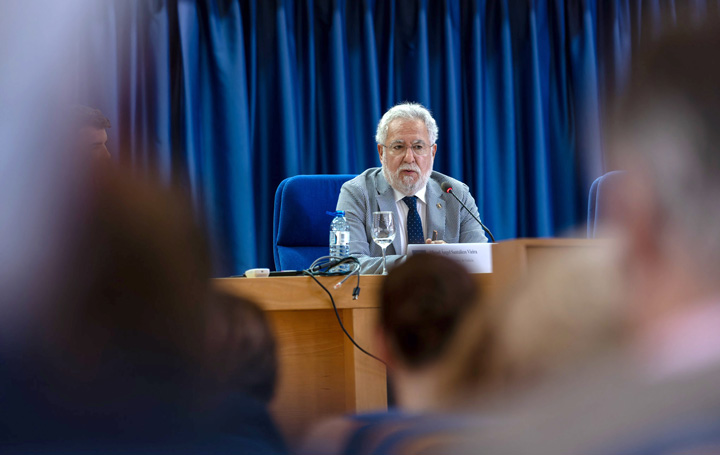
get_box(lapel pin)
[436,203,442,209]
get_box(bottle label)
[335,231,349,245]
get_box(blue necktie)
[402,196,424,244]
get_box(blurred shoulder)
[300,410,481,455]
[299,416,362,455]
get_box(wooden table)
[214,238,606,444]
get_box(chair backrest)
[273,174,355,271]
[587,170,627,238]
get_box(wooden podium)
[214,238,604,444]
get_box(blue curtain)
[73,0,714,275]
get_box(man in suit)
[337,102,488,274]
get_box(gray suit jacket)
[336,168,488,274]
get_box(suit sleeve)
[337,184,406,274]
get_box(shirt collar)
[392,185,427,204]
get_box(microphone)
[440,182,496,242]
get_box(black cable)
[308,256,361,298]
[303,264,386,366]
[307,256,356,276]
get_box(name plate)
[406,243,493,273]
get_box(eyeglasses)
[382,142,434,157]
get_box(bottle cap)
[326,210,345,216]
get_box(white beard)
[381,154,433,196]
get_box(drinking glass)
[372,211,396,275]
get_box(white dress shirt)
[391,186,428,255]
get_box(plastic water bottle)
[329,210,350,272]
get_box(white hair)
[375,102,438,146]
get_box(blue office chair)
[587,170,627,238]
[273,174,356,271]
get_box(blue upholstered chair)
[587,170,627,238]
[273,174,356,271]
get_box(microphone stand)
[443,185,496,242]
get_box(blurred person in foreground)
[301,253,490,455]
[205,291,279,406]
[203,290,287,453]
[0,165,285,454]
[461,21,720,455]
[337,103,488,274]
[69,104,112,161]
[439,248,627,407]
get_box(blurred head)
[606,23,720,316]
[205,291,278,404]
[379,253,479,371]
[376,103,437,196]
[491,250,627,390]
[439,250,627,405]
[69,105,111,160]
[30,167,211,404]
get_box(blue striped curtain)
[74,0,714,275]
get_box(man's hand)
[425,238,446,244]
